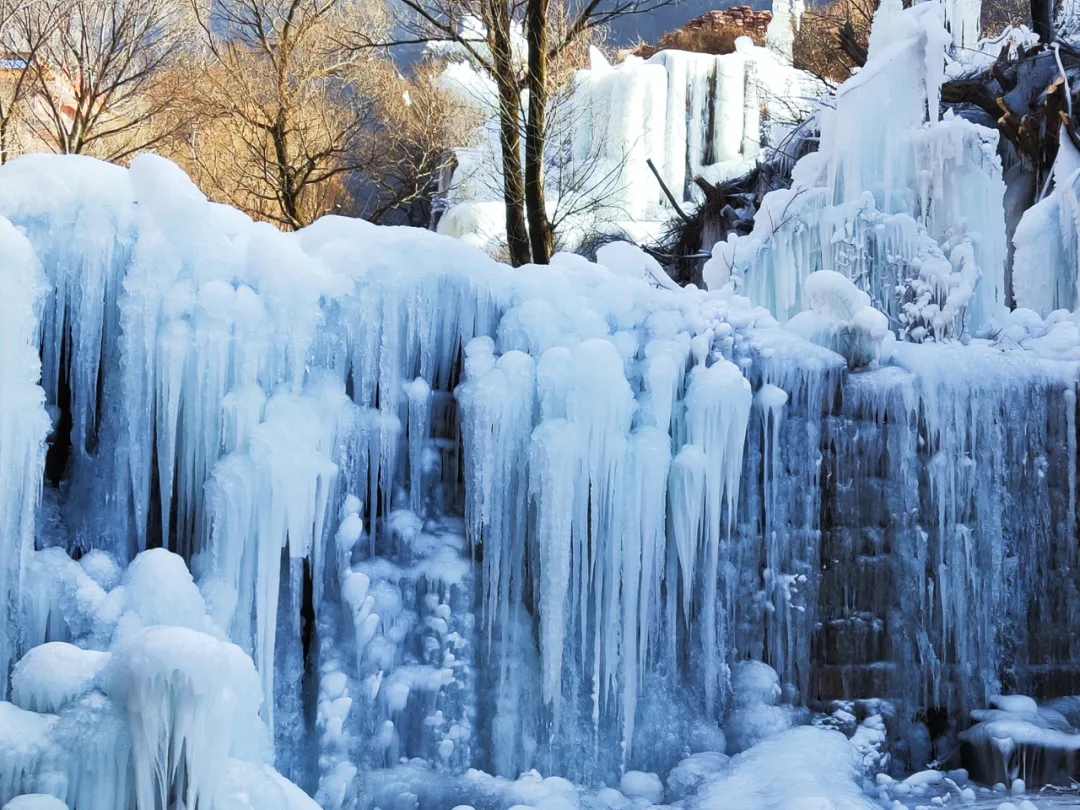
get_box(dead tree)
[21,0,191,160]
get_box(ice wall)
[817,342,1080,719]
[566,41,816,222]
[0,218,50,699]
[0,150,841,798]
[3,147,1080,810]
[436,22,820,250]
[706,0,1006,339]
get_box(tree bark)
[489,0,532,266]
[1031,0,1052,47]
[524,0,554,264]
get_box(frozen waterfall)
[4,0,1080,807]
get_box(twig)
[646,157,690,223]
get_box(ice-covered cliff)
[6,0,1080,807]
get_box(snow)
[2,798,69,810]
[691,727,877,810]
[665,752,729,801]
[10,644,109,715]
[724,661,797,754]
[617,771,662,804]
[786,271,892,368]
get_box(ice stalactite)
[527,420,579,718]
[0,218,51,699]
[683,360,753,714]
[942,0,981,50]
[0,156,132,468]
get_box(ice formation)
[1012,129,1080,315]
[691,726,876,810]
[434,0,820,252]
[0,215,50,700]
[6,0,1080,806]
[0,150,821,805]
[706,0,1006,339]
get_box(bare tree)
[0,0,49,162]
[381,0,673,265]
[186,0,410,229]
[17,0,192,160]
[356,62,480,225]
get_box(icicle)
[528,419,580,716]
[404,378,433,516]
[684,359,753,714]
[0,219,51,699]
[620,428,671,765]
[669,446,707,627]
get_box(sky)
[389,0,773,65]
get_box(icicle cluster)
[0,217,50,699]
[0,147,808,795]
[707,0,1006,341]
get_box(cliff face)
[627,7,773,60]
[603,0,773,47]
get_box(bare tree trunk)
[524,0,554,264]
[1031,0,1052,45]
[489,0,532,266]
[272,114,306,230]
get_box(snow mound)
[2,797,69,810]
[960,693,1080,787]
[10,644,110,714]
[618,771,662,804]
[786,271,892,368]
[691,726,876,810]
[724,661,797,754]
[666,752,729,801]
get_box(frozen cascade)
[0,147,847,796]
[435,13,821,251]
[1012,129,1080,316]
[0,218,51,700]
[7,3,1080,801]
[706,0,1006,337]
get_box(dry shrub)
[980,0,1030,36]
[633,9,770,58]
[793,0,875,84]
